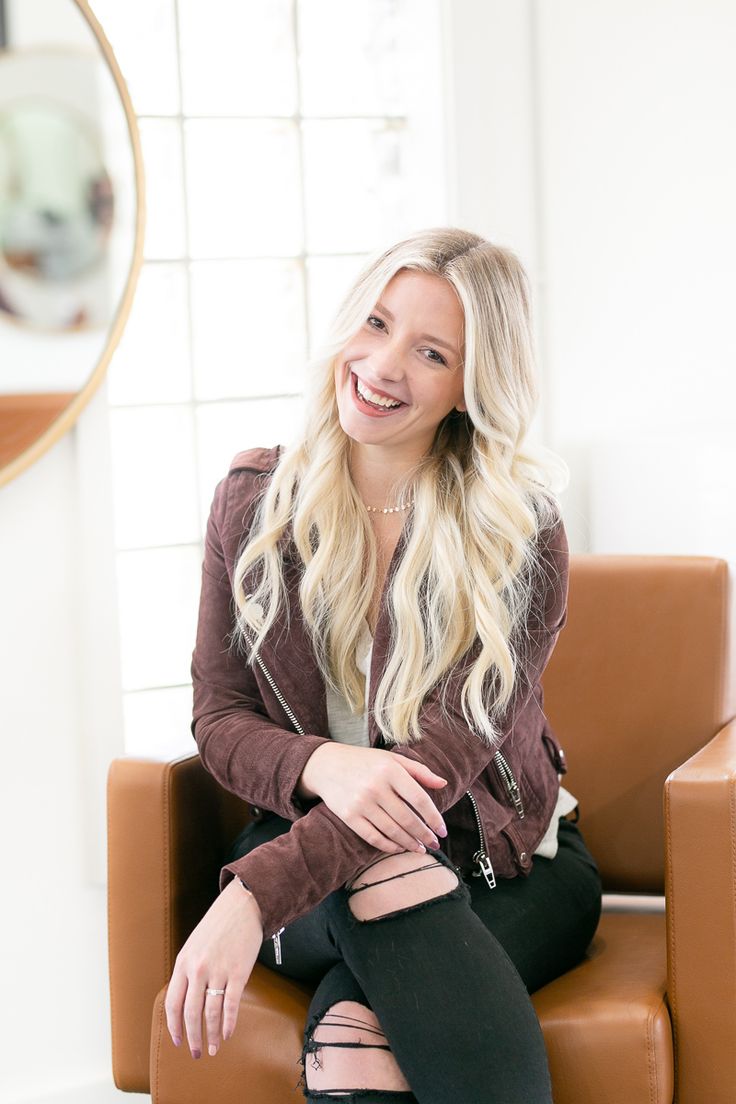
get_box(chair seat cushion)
[151,913,673,1104]
[533,912,673,1104]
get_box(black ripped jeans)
[227,813,602,1104]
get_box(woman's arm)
[191,474,334,820]
[296,740,450,853]
[164,876,264,1061]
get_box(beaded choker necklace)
[363,498,414,515]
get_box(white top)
[325,618,577,860]
[325,618,375,748]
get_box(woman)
[165,227,602,1103]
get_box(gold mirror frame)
[0,0,145,488]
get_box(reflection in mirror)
[0,99,114,329]
[0,0,142,478]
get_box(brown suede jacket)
[191,445,570,948]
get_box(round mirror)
[0,0,144,484]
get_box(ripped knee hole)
[302,1000,412,1095]
[346,850,460,922]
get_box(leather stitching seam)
[664,784,678,1098]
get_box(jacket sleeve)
[220,511,570,939]
[191,473,333,821]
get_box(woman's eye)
[366,314,385,330]
[425,348,447,366]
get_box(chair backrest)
[542,555,735,893]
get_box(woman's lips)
[350,371,407,418]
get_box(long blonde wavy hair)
[232,227,568,747]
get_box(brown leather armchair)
[107,555,736,1104]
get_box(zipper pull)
[508,783,525,819]
[472,850,497,890]
[272,927,286,965]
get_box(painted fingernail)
[223,1028,231,1042]
[172,1035,181,1047]
[430,836,440,849]
[192,1049,201,1060]
[437,824,448,837]
[209,1044,217,1057]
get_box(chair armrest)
[665,718,736,1104]
[107,754,248,1092]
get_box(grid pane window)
[306,254,370,351]
[195,398,304,530]
[109,406,199,549]
[184,119,303,258]
[191,259,307,400]
[302,120,408,254]
[138,120,187,260]
[106,1,446,754]
[107,262,192,406]
[123,686,196,760]
[90,0,180,116]
[117,546,202,692]
[178,0,297,117]
[298,0,408,117]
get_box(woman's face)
[333,269,466,457]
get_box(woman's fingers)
[380,794,440,850]
[396,757,449,790]
[392,768,447,840]
[166,971,245,1058]
[369,805,427,853]
[183,977,207,1059]
[164,969,188,1047]
[162,878,263,1060]
[203,985,227,1056]
[222,979,243,1043]
[352,814,405,853]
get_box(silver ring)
[205,987,226,996]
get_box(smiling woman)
[334,269,467,454]
[166,226,598,1103]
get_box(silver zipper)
[466,789,496,889]
[251,648,305,736]
[241,615,303,961]
[242,617,306,737]
[493,750,524,818]
[272,927,286,965]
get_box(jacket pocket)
[502,820,535,876]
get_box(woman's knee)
[302,999,413,1098]
[345,850,461,922]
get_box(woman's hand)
[298,743,448,853]
[164,878,264,1060]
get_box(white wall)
[0,384,139,1104]
[446,0,736,556]
[537,0,736,553]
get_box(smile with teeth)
[354,374,404,409]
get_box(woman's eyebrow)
[374,301,461,357]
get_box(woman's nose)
[368,344,405,381]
